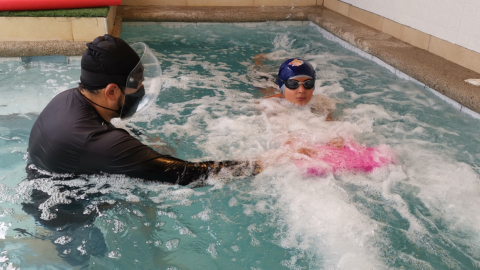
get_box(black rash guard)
[28,88,252,185]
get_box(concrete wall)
[120,0,323,6]
[324,0,480,75]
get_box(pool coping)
[1,5,479,118]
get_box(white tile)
[424,11,436,25]
[456,32,472,48]
[468,36,480,53]
[409,77,426,88]
[395,13,408,26]
[416,21,435,37]
[371,56,396,74]
[462,3,477,19]
[458,18,476,35]
[437,12,451,29]
[67,56,82,63]
[448,15,462,31]
[476,17,480,38]
[438,0,451,15]
[381,0,394,8]
[424,0,436,9]
[449,1,465,17]
[424,86,463,111]
[233,22,265,28]
[0,57,21,62]
[436,27,458,44]
[461,106,480,120]
[382,7,396,21]
[393,0,403,15]
[158,22,197,28]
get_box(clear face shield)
[120,42,162,120]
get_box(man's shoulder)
[50,88,77,101]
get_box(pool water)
[1,22,480,269]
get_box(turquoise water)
[1,23,480,269]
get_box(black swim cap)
[80,34,141,90]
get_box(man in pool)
[28,35,259,185]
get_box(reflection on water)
[0,23,480,269]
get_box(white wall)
[340,0,480,54]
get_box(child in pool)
[257,57,395,175]
[253,54,336,120]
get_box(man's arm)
[81,129,259,185]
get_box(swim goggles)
[280,78,315,90]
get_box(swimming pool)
[1,22,480,269]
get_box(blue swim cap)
[278,59,316,94]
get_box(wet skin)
[283,76,314,106]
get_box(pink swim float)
[290,140,395,176]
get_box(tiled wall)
[324,0,480,74]
[339,0,480,55]
[121,0,322,6]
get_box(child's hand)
[328,137,345,149]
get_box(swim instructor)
[28,35,259,185]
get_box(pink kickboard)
[292,140,395,176]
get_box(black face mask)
[78,86,145,120]
[118,85,145,119]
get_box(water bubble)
[191,209,211,221]
[154,240,163,247]
[54,236,73,245]
[158,211,178,219]
[108,251,121,259]
[165,239,180,250]
[179,227,197,237]
[206,243,217,258]
[133,210,144,217]
[228,197,238,207]
[113,220,124,233]
[77,244,86,255]
[63,249,71,255]
[155,222,166,228]
[251,236,260,246]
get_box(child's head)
[277,59,316,106]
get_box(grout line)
[69,17,74,42]
[427,34,432,52]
